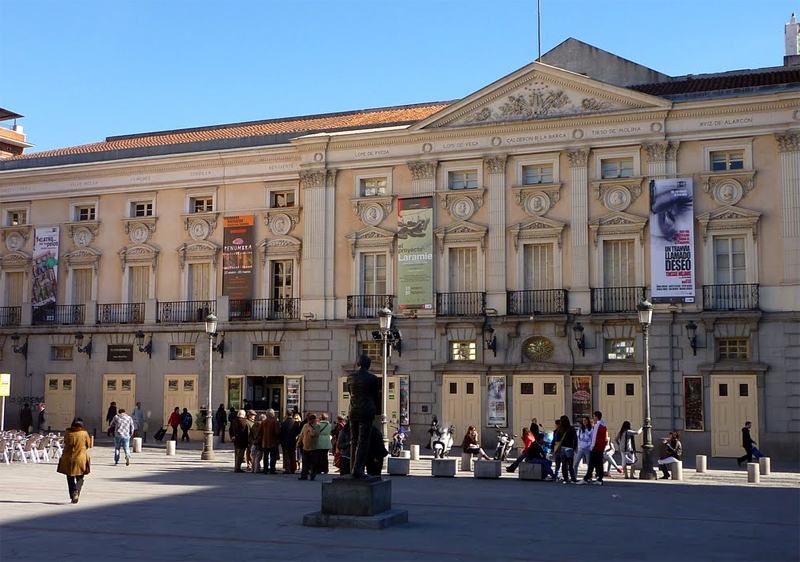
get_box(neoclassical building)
[1,38,798,460]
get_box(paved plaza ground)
[1,439,798,562]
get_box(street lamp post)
[201,314,217,461]
[637,300,657,480]
[378,307,393,443]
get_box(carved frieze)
[408,160,438,180]
[118,244,159,272]
[698,171,756,206]
[66,221,100,248]
[64,248,101,272]
[1,226,30,252]
[177,241,219,271]
[0,251,32,272]
[257,236,302,264]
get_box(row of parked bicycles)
[0,430,64,465]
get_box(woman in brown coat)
[57,418,91,503]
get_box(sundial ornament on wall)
[523,336,555,362]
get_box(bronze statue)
[348,355,381,478]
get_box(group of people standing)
[19,403,47,434]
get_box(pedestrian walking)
[297,413,321,480]
[557,415,577,483]
[57,418,91,504]
[737,422,756,466]
[109,408,135,465]
[20,403,33,433]
[215,404,227,443]
[131,402,145,439]
[616,421,642,479]
[578,411,607,486]
[167,407,181,441]
[603,434,622,475]
[261,409,281,474]
[229,410,249,472]
[658,431,683,479]
[280,411,300,474]
[34,403,48,434]
[179,408,193,442]
[250,413,265,473]
[573,416,592,480]
[105,402,117,431]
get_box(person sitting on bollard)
[657,431,683,479]
[515,433,556,480]
[461,426,491,460]
[506,427,534,472]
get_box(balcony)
[507,289,568,315]
[436,292,486,317]
[347,295,394,319]
[229,298,300,321]
[32,304,85,326]
[97,303,145,324]
[157,300,216,323]
[0,306,21,326]
[591,287,646,313]
[703,283,759,311]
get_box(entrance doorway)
[512,375,563,437]
[442,375,481,438]
[599,375,642,438]
[711,374,757,458]
[226,375,303,419]
[44,374,76,431]
[163,375,198,430]
[102,375,136,425]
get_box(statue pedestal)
[302,476,408,529]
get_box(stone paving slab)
[1,444,798,561]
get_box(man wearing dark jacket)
[229,410,250,472]
[280,412,300,474]
[215,404,227,443]
[737,421,756,466]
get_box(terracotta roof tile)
[630,68,800,96]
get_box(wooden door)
[442,375,481,438]
[163,375,198,428]
[512,375,564,437]
[711,375,757,457]
[599,375,642,438]
[102,375,136,425]
[44,374,76,432]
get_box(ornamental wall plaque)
[129,223,151,244]
[5,231,25,251]
[523,336,555,362]
[73,227,94,248]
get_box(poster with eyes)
[649,179,695,304]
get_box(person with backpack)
[616,420,642,479]
[179,408,193,442]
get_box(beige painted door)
[338,375,400,423]
[442,375,481,438]
[102,375,136,424]
[512,376,564,437]
[599,375,642,438]
[163,375,199,428]
[711,375,758,458]
[44,374,76,432]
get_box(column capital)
[666,140,680,162]
[407,160,438,180]
[484,154,508,175]
[299,169,337,189]
[566,148,590,168]
[643,141,668,163]
[775,131,800,153]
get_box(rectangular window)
[718,383,728,397]
[714,236,746,285]
[360,178,387,197]
[522,164,554,185]
[605,339,635,361]
[50,345,73,361]
[601,158,634,179]
[739,383,749,397]
[603,239,636,287]
[451,341,476,361]
[190,196,214,213]
[271,260,293,300]
[448,170,478,190]
[131,201,153,217]
[128,266,150,303]
[449,382,457,394]
[625,383,635,396]
[360,253,387,295]
[171,345,196,360]
[188,263,211,301]
[606,383,615,396]
[270,190,295,208]
[523,243,554,290]
[466,382,475,394]
[5,271,24,307]
[710,150,745,171]
[72,268,93,306]
[717,338,749,360]
[253,344,281,359]
[7,210,27,226]
[448,247,478,292]
[520,382,534,395]
[358,341,382,362]
[543,383,557,395]
[75,205,96,221]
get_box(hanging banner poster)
[487,375,507,427]
[397,197,434,311]
[650,178,695,304]
[222,215,254,311]
[683,376,704,431]
[399,375,409,426]
[571,376,592,425]
[32,226,60,307]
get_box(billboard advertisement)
[222,215,254,302]
[397,197,434,310]
[32,226,60,307]
[487,375,507,427]
[650,178,695,304]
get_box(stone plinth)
[387,457,410,475]
[759,457,771,476]
[302,476,408,530]
[166,441,176,456]
[473,460,501,479]
[696,455,707,473]
[747,463,760,483]
[410,444,420,460]
[519,462,544,480]
[400,450,411,459]
[132,437,142,453]
[432,458,457,477]
[460,453,474,471]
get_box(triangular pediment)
[696,205,762,223]
[435,221,488,253]
[412,61,671,130]
[588,211,648,249]
[345,226,396,258]
[509,216,566,250]
[257,235,301,262]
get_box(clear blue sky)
[1,0,797,153]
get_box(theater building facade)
[1,39,798,459]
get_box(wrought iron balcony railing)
[507,289,568,315]
[157,300,216,323]
[0,306,21,326]
[703,283,759,311]
[229,298,301,321]
[97,303,145,324]
[436,292,486,317]
[591,287,646,313]
[32,304,85,326]
[346,295,394,319]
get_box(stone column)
[665,141,680,178]
[567,148,590,295]
[485,155,508,314]
[644,141,668,180]
[300,169,338,318]
[408,160,437,195]
[775,132,800,285]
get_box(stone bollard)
[410,444,420,461]
[166,441,176,456]
[696,455,707,473]
[473,460,501,479]
[431,458,457,477]
[132,437,142,453]
[519,462,544,481]
[400,450,411,459]
[671,460,683,481]
[213,436,220,448]
[387,457,411,475]
[460,453,474,472]
[759,457,771,476]
[89,435,95,448]
[747,462,760,483]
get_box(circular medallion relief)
[523,336,555,362]
[5,231,24,251]
[650,122,664,133]
[422,142,433,153]
[713,180,743,206]
[270,213,292,236]
[604,186,632,212]
[73,227,93,248]
[524,192,550,216]
[129,223,151,244]
[361,203,385,226]
[450,197,475,221]
[189,219,210,241]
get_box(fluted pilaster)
[776,132,800,284]
[300,169,338,314]
[567,148,590,289]
[485,155,508,312]
[408,160,437,195]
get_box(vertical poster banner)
[487,375,507,427]
[650,178,695,303]
[32,227,60,307]
[683,376,704,431]
[222,215,254,317]
[399,375,409,426]
[571,376,592,425]
[397,197,434,310]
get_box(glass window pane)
[606,383,615,396]
[449,382,457,394]
[718,383,728,397]
[466,382,475,394]
[739,383,749,397]
[520,383,534,395]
